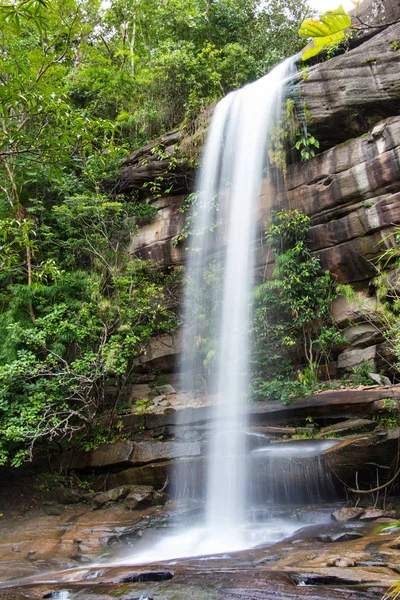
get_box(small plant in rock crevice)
[268,98,321,172]
[344,360,375,387]
[296,131,320,161]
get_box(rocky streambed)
[0,502,399,600]
[1,388,399,599]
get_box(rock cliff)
[117,5,400,382]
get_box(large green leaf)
[299,5,352,61]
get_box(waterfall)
[182,57,296,544]
[120,57,334,565]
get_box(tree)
[0,0,313,463]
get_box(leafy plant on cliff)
[295,131,320,161]
[299,5,352,61]
[251,210,343,403]
[373,228,400,376]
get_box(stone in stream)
[328,557,356,567]
[93,484,161,509]
[332,507,365,522]
[360,509,399,520]
[319,531,364,543]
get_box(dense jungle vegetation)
[0,0,313,465]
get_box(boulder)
[331,295,379,329]
[343,324,384,348]
[317,229,398,283]
[158,384,177,395]
[368,372,392,386]
[331,507,365,522]
[93,484,163,510]
[131,332,181,374]
[337,346,377,370]
[386,267,400,294]
[93,486,131,508]
[131,441,202,464]
[106,460,172,490]
[360,509,399,520]
[124,485,158,510]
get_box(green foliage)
[131,201,158,224]
[295,131,320,161]
[134,397,152,415]
[266,209,310,254]
[0,227,179,465]
[267,99,320,174]
[374,414,399,429]
[173,191,220,247]
[251,375,312,405]
[345,360,375,386]
[251,210,343,402]
[299,5,352,61]
[0,0,314,464]
[325,38,349,59]
[367,228,400,375]
[268,98,296,174]
[67,0,312,145]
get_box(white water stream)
[115,58,313,565]
[193,56,297,542]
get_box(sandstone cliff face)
[118,0,400,378]
[300,22,400,147]
[124,8,400,284]
[265,116,400,283]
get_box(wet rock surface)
[332,507,366,522]
[0,510,399,600]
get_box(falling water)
[182,57,297,543]
[114,57,338,566]
[117,58,305,565]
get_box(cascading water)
[191,56,297,545]
[113,57,339,567]
[115,57,326,566]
